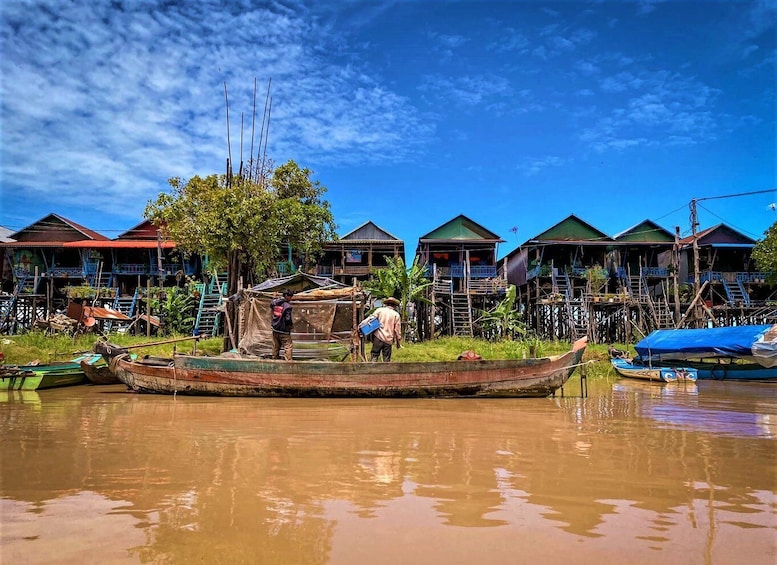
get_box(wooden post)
[146,279,152,337]
[690,199,702,327]
[673,226,681,321]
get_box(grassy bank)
[1,332,620,380]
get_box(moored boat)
[0,354,96,390]
[98,337,588,398]
[610,357,698,382]
[81,355,119,385]
[633,325,777,381]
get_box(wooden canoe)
[611,358,698,382]
[81,355,120,385]
[104,337,587,398]
[0,354,95,390]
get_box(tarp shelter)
[229,272,367,359]
[634,324,777,368]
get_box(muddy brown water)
[1,376,775,564]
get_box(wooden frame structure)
[503,216,775,343]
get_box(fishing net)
[231,287,365,359]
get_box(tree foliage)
[144,160,337,292]
[751,221,777,283]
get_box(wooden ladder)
[451,292,473,337]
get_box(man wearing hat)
[270,290,294,361]
[370,296,402,362]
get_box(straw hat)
[383,297,400,306]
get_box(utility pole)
[673,226,681,322]
[688,188,775,327]
[690,199,701,327]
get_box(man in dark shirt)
[270,290,294,361]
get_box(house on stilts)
[415,215,506,339]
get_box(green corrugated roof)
[614,220,674,243]
[532,214,611,242]
[419,214,501,241]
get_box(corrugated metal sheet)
[531,214,612,243]
[62,240,177,249]
[418,214,503,241]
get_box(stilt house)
[415,215,506,338]
[314,221,404,284]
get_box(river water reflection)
[1,376,775,564]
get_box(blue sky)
[1,0,775,260]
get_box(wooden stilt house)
[679,223,774,314]
[503,214,613,342]
[0,214,109,332]
[416,215,506,338]
[314,221,404,284]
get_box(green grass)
[1,332,223,365]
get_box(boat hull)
[660,360,777,381]
[0,366,87,390]
[81,358,120,385]
[111,338,587,398]
[611,358,697,382]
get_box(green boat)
[0,354,98,391]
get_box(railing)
[737,272,770,282]
[114,263,149,275]
[468,278,507,294]
[425,264,497,279]
[315,265,333,277]
[49,267,83,277]
[699,271,724,283]
[276,262,295,275]
[642,267,668,277]
[337,266,372,276]
[470,265,497,278]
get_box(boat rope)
[170,360,177,396]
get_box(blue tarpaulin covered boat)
[633,325,777,381]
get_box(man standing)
[370,297,402,362]
[270,290,294,361]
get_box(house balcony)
[736,272,769,283]
[113,263,150,275]
[642,267,668,277]
[48,267,84,278]
[426,264,497,279]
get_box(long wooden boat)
[633,325,777,381]
[98,337,587,398]
[85,336,203,385]
[0,354,96,391]
[610,358,698,382]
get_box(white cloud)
[0,0,431,220]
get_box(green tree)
[144,160,337,295]
[751,221,777,283]
[364,256,433,339]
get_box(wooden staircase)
[195,280,226,337]
[553,270,572,300]
[650,298,675,329]
[566,299,589,339]
[451,292,473,337]
[105,290,138,333]
[722,279,751,307]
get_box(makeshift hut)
[227,272,368,360]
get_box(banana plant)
[364,256,433,338]
[478,285,526,340]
